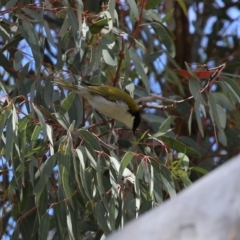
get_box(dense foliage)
[0,0,240,239]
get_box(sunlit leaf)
[32,105,48,142]
[118,152,134,183]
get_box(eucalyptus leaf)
[34,154,57,204]
[194,98,204,137]
[32,105,48,142]
[126,0,139,19]
[39,214,50,240]
[209,92,222,130]
[150,22,175,57]
[218,128,227,146]
[160,166,176,198]
[117,152,134,183]
[160,135,200,157]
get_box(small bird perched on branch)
[53,81,141,134]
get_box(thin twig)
[137,63,226,110]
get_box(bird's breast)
[87,95,134,129]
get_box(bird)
[53,80,141,134]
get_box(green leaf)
[108,197,116,231]
[178,152,189,171]
[20,21,41,70]
[188,109,193,135]
[53,205,65,240]
[76,147,92,199]
[1,34,23,53]
[66,202,79,240]
[0,24,11,41]
[158,115,175,133]
[108,0,116,21]
[44,20,57,48]
[13,51,23,71]
[46,124,53,146]
[11,226,20,240]
[194,98,204,137]
[222,77,240,103]
[153,168,163,204]
[68,94,83,128]
[126,0,139,19]
[39,213,50,240]
[161,9,174,23]
[22,8,43,21]
[129,48,150,94]
[95,201,111,235]
[110,156,135,184]
[96,155,105,197]
[30,124,41,149]
[135,163,144,197]
[148,164,154,199]
[151,22,175,57]
[212,92,234,111]
[118,152,134,183]
[67,9,79,42]
[5,112,15,162]
[216,104,226,129]
[146,0,163,9]
[218,128,227,146]
[78,130,102,151]
[0,106,11,143]
[191,166,208,175]
[54,113,69,130]
[177,0,188,16]
[218,81,239,106]
[209,92,222,130]
[25,146,45,158]
[160,166,176,198]
[89,18,112,34]
[188,77,201,100]
[43,79,53,107]
[58,132,75,207]
[102,48,117,66]
[34,154,57,204]
[6,0,17,8]
[60,92,76,115]
[0,51,18,78]
[32,105,48,142]
[160,135,200,157]
[18,116,30,133]
[179,175,192,187]
[150,128,172,139]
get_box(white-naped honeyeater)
[53,81,141,134]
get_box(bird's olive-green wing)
[88,85,140,112]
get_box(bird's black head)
[132,110,141,135]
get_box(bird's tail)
[52,81,82,92]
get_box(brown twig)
[137,62,226,110]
